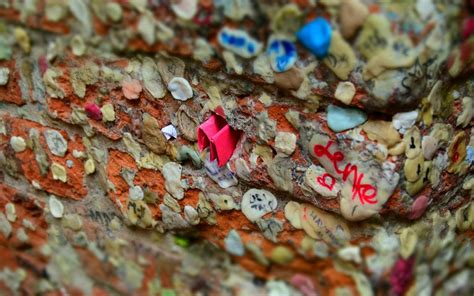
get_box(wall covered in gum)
[0,0,473,295]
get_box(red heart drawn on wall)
[317,173,336,191]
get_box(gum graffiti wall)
[0,0,473,295]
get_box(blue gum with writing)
[466,146,474,164]
[218,27,262,58]
[327,104,368,132]
[296,17,332,59]
[267,38,297,72]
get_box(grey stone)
[183,205,200,225]
[162,162,184,200]
[274,132,297,155]
[129,185,144,201]
[204,156,238,189]
[0,213,12,238]
[241,189,277,222]
[159,204,189,230]
[0,67,9,85]
[256,217,283,243]
[44,130,68,157]
[224,229,245,256]
[141,58,165,99]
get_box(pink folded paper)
[210,125,241,167]
[197,114,227,152]
[197,113,240,167]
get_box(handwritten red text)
[313,141,377,205]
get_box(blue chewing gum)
[296,17,332,59]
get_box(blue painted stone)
[327,105,368,132]
[218,27,262,58]
[267,37,297,72]
[296,17,332,59]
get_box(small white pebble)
[168,77,193,101]
[16,227,29,242]
[5,203,16,222]
[171,0,198,20]
[10,136,26,152]
[22,219,36,231]
[32,180,42,190]
[66,159,74,168]
[334,81,356,105]
[392,110,418,134]
[72,149,86,158]
[49,196,64,218]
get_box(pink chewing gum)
[84,103,102,121]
